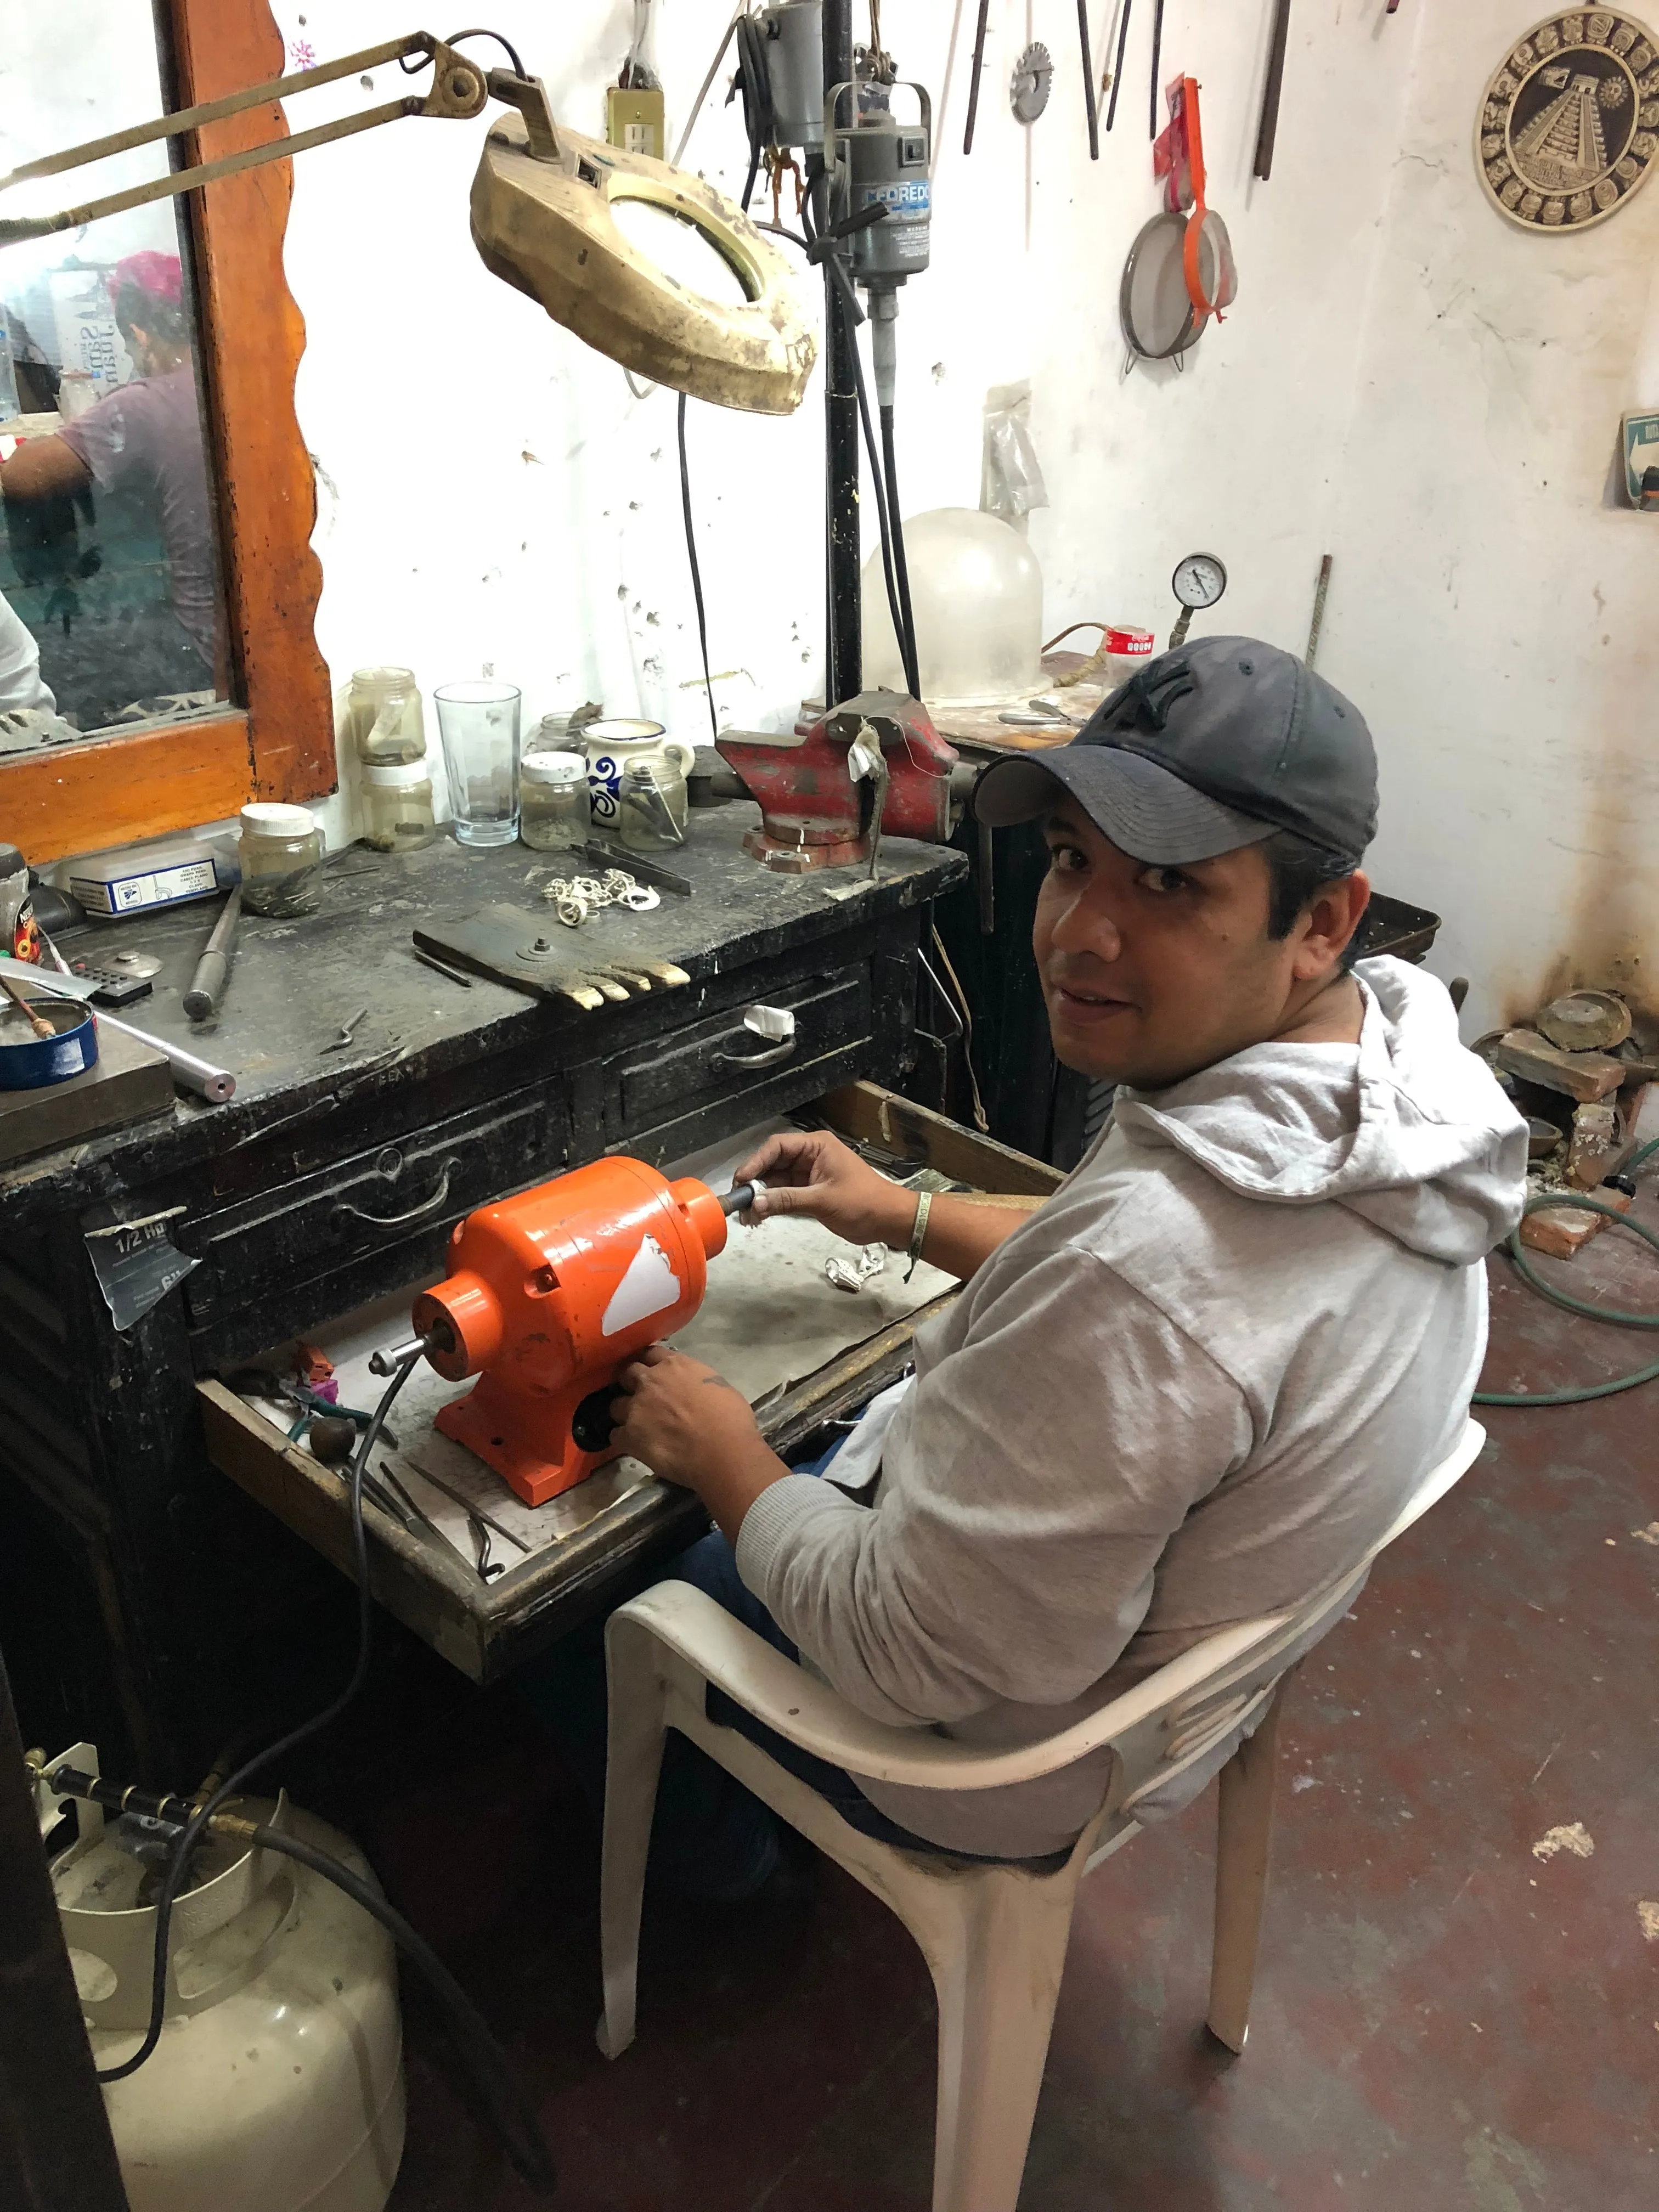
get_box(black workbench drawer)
[178,1082,568,1328]
[610,964,871,1130]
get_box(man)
[585,640,1527,1881]
[1,251,219,695]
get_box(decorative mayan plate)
[1477,10,1659,230]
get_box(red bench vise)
[711,689,968,872]
[391,1157,753,1507]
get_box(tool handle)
[183,888,240,1019]
[0,969,57,1040]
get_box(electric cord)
[878,399,921,701]
[677,393,719,746]
[400,26,526,79]
[97,1350,423,2086]
[848,329,910,693]
[929,924,990,1133]
[729,13,775,210]
[1473,1137,1659,1407]
[225,1818,557,2192]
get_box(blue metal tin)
[0,998,99,1089]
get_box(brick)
[1494,1030,1627,1103]
[1566,1102,1620,1189]
[1519,1185,1633,1259]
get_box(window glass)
[0,7,229,752]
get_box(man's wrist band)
[905,1188,933,1282]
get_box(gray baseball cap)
[973,637,1378,865]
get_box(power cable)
[400,26,526,78]
[97,1350,423,2086]
[678,393,720,744]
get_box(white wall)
[1314,5,1659,1033]
[270,1,1657,1033]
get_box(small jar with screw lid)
[348,667,426,765]
[239,803,324,916]
[360,759,436,852]
[519,751,590,852]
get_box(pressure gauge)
[1172,552,1227,608]
[1169,551,1227,648]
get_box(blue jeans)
[518,1441,1005,1901]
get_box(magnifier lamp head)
[471,115,816,415]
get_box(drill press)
[377,1156,755,1507]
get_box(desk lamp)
[0,31,815,415]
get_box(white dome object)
[55,1784,404,2212]
[861,507,1044,705]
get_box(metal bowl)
[0,996,98,1089]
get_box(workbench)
[0,817,967,1782]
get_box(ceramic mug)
[583,720,697,830]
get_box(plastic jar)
[239,803,324,916]
[616,757,688,851]
[360,759,436,853]
[519,751,590,852]
[348,667,426,765]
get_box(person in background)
[0,584,54,718]
[0,250,218,690]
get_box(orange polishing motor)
[408,1157,753,1507]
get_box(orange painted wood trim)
[2,715,255,864]
[168,0,335,805]
[0,0,334,866]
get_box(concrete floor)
[315,1197,1658,2211]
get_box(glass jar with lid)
[616,756,688,851]
[348,667,426,765]
[519,751,590,852]
[360,758,436,853]
[239,803,324,916]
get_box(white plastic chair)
[597,1419,1485,2212]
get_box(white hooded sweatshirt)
[736,958,1528,1858]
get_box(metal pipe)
[183,888,241,1021]
[96,1013,235,1104]
[820,0,861,708]
[31,940,236,1102]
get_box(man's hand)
[611,1344,789,1541]
[735,1128,916,1246]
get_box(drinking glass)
[434,682,521,846]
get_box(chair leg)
[595,1616,669,2061]
[922,1868,1078,2212]
[1207,1678,1286,2054]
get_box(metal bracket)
[0,32,489,247]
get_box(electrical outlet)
[606,87,664,160]
[1621,410,1659,508]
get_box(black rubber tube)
[236,1820,557,2194]
[98,1352,423,2085]
[879,402,922,701]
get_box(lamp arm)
[0,31,491,250]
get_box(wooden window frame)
[3,0,333,864]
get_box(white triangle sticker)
[601,1233,683,1336]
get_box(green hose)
[1474,1136,1659,1407]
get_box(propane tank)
[42,1746,404,2212]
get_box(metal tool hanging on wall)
[964,3,1102,155]
[1253,0,1293,181]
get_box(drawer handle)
[333,1158,460,1231]
[713,1035,797,1071]
[712,1003,797,1072]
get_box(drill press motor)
[391,1156,754,1507]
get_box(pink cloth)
[60,365,217,664]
